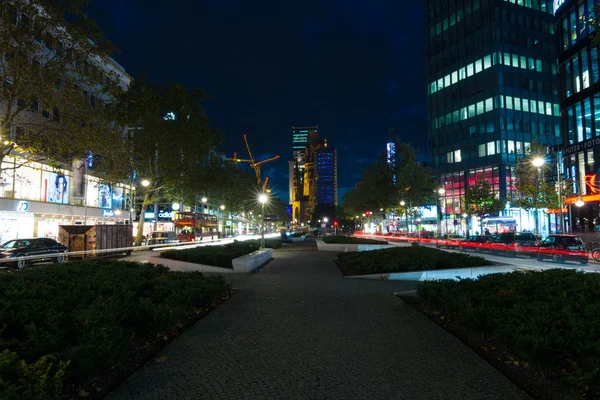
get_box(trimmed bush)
[0,260,229,399]
[323,236,387,245]
[160,239,281,268]
[417,269,600,397]
[338,246,489,275]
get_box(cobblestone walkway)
[109,241,530,399]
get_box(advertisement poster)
[47,172,69,204]
[98,184,112,209]
[71,159,86,199]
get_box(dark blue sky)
[86,0,426,202]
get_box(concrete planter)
[290,235,306,242]
[232,248,273,273]
[345,265,518,281]
[148,248,273,274]
[316,239,393,252]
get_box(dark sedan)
[536,234,588,264]
[0,238,68,269]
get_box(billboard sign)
[47,172,69,204]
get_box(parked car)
[0,238,68,269]
[147,231,179,246]
[536,234,588,264]
[491,232,538,256]
[436,234,464,248]
[458,235,493,251]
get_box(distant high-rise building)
[289,127,337,224]
[426,0,560,233]
[386,128,396,186]
[289,126,318,202]
[316,142,338,206]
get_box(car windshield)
[1,240,31,249]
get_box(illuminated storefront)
[0,157,131,243]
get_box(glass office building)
[555,0,600,232]
[316,147,338,206]
[426,0,561,234]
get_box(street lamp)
[436,188,446,238]
[258,193,268,248]
[172,203,180,211]
[532,158,544,234]
[141,179,150,187]
[575,195,585,208]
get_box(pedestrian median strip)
[316,236,393,252]
[334,246,519,281]
[149,239,280,273]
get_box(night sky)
[86,0,426,203]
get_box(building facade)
[289,128,337,224]
[316,144,338,207]
[426,0,561,234]
[555,0,600,232]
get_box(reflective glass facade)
[316,148,338,206]
[426,0,560,219]
[556,0,600,232]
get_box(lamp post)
[532,157,544,235]
[399,201,406,234]
[436,188,445,238]
[258,193,268,248]
[219,204,225,237]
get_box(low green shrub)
[0,260,228,399]
[323,236,387,245]
[338,246,489,275]
[161,239,280,268]
[417,269,600,397]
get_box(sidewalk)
[109,241,529,399]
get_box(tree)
[0,0,122,176]
[113,81,222,245]
[395,141,437,210]
[464,174,505,233]
[342,156,396,215]
[511,143,573,233]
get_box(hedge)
[0,260,229,399]
[337,246,490,275]
[322,236,387,245]
[160,239,280,268]
[417,269,600,398]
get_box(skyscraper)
[426,0,561,233]
[316,142,338,206]
[289,126,318,202]
[289,128,337,224]
[555,0,600,232]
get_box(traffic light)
[334,221,338,226]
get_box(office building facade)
[555,0,600,232]
[316,145,338,206]
[426,0,561,234]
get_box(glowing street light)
[141,179,150,187]
[323,217,329,223]
[575,195,585,207]
[201,197,208,203]
[172,203,180,211]
[258,192,269,248]
[532,157,545,167]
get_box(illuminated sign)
[563,137,600,156]
[16,201,29,212]
[584,174,600,194]
[102,210,114,217]
[158,211,173,219]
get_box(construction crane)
[229,134,280,192]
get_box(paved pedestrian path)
[109,241,530,399]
